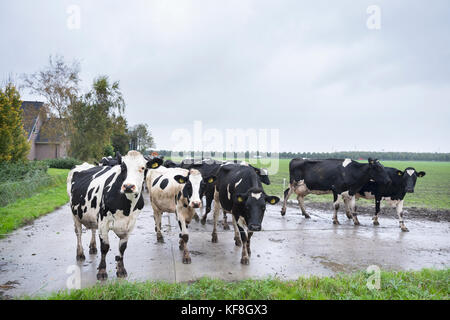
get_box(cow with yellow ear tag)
[211,163,279,265]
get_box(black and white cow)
[146,167,216,264]
[98,152,121,167]
[352,167,426,231]
[280,158,391,225]
[211,163,279,264]
[67,150,163,279]
[181,159,271,228]
[163,159,180,168]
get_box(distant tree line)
[154,150,450,162]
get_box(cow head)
[234,188,279,231]
[249,165,271,185]
[119,151,163,198]
[395,167,426,193]
[368,158,391,185]
[174,169,216,208]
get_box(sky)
[1,0,449,152]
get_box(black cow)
[181,159,271,228]
[163,159,180,168]
[353,167,426,231]
[67,150,163,279]
[211,163,279,264]
[280,158,391,225]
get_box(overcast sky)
[1,0,449,152]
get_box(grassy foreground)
[38,269,449,300]
[0,168,69,236]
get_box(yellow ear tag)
[237,196,243,203]
[398,171,402,176]
[151,162,159,168]
[208,177,214,183]
[270,199,276,204]
[179,178,185,183]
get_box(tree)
[0,83,30,162]
[128,124,155,153]
[22,55,80,146]
[68,76,125,161]
[111,115,130,155]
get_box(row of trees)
[156,150,450,162]
[0,55,155,163]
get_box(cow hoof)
[116,269,127,278]
[303,214,311,219]
[157,234,164,243]
[96,270,108,280]
[76,253,85,261]
[182,256,192,264]
[373,220,380,226]
[353,219,360,226]
[193,214,199,222]
[235,239,242,247]
[89,247,97,255]
[401,226,409,232]
[201,218,207,225]
[346,214,352,220]
[333,220,340,225]
[240,257,250,265]
[211,233,218,243]
[223,223,230,230]
[281,208,286,216]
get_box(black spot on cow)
[87,188,94,201]
[91,196,97,209]
[160,178,169,190]
[95,186,100,193]
[152,175,162,187]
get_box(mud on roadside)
[289,201,450,223]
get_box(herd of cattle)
[67,151,425,280]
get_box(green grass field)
[0,168,69,236]
[33,268,449,300]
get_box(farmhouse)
[21,101,68,160]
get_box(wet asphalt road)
[0,194,449,298]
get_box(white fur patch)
[342,159,352,167]
[406,169,414,176]
[235,178,243,188]
[227,184,231,200]
[251,192,262,200]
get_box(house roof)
[21,101,43,139]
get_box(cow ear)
[417,171,426,177]
[396,170,403,176]
[116,151,122,165]
[265,195,280,205]
[368,157,374,165]
[147,157,163,169]
[174,175,187,184]
[205,176,216,184]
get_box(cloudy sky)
[1,0,449,152]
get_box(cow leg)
[396,200,408,232]
[177,216,191,264]
[201,192,213,225]
[74,218,85,261]
[89,229,97,254]
[153,207,164,243]
[349,195,359,225]
[222,211,230,230]
[97,229,110,280]
[238,225,250,265]
[343,198,353,220]
[211,191,221,243]
[246,231,253,256]
[332,193,341,225]
[281,185,294,216]
[231,214,242,247]
[373,198,381,226]
[115,236,128,278]
[297,195,310,218]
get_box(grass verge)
[35,268,449,300]
[0,168,69,237]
